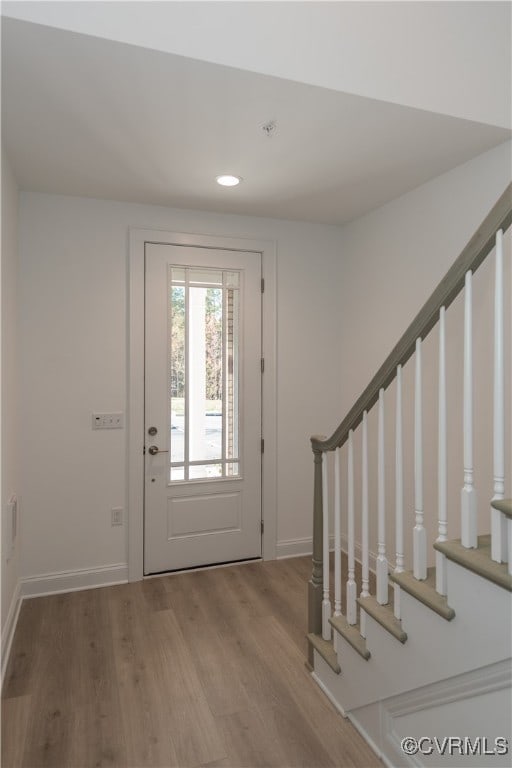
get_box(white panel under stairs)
[312,554,512,767]
[346,658,510,768]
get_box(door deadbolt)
[148,426,158,436]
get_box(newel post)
[308,439,324,666]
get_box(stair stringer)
[313,558,512,715]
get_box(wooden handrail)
[311,183,512,454]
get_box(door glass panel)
[226,285,239,460]
[189,268,223,286]
[171,267,185,283]
[188,285,222,462]
[189,463,223,480]
[168,265,241,482]
[170,285,185,463]
[170,466,185,481]
[225,271,240,288]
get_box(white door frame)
[128,228,277,581]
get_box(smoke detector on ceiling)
[262,120,277,137]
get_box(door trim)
[128,228,277,581]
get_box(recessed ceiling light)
[216,174,242,187]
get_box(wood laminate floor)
[2,556,380,768]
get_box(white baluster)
[413,338,427,580]
[334,447,342,617]
[347,430,357,625]
[491,230,506,562]
[377,388,388,604]
[322,452,332,639]
[461,270,477,548]
[394,364,404,620]
[360,411,370,638]
[436,307,448,595]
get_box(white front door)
[144,244,262,573]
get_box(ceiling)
[2,17,510,225]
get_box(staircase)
[306,185,512,767]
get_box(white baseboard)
[21,562,128,598]
[311,670,347,718]
[1,579,22,686]
[347,710,394,768]
[276,536,315,558]
[276,535,343,559]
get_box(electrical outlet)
[10,495,17,541]
[92,412,124,430]
[6,495,17,559]
[111,507,123,526]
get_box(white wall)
[335,142,512,568]
[3,1,510,128]
[14,141,512,586]
[18,194,345,579]
[1,146,21,631]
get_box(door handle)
[148,445,169,456]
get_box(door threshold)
[144,556,262,579]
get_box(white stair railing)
[308,187,511,656]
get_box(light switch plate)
[92,412,124,429]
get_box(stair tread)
[357,594,407,643]
[491,499,512,518]
[434,535,512,592]
[329,614,371,660]
[389,567,455,620]
[307,633,341,674]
